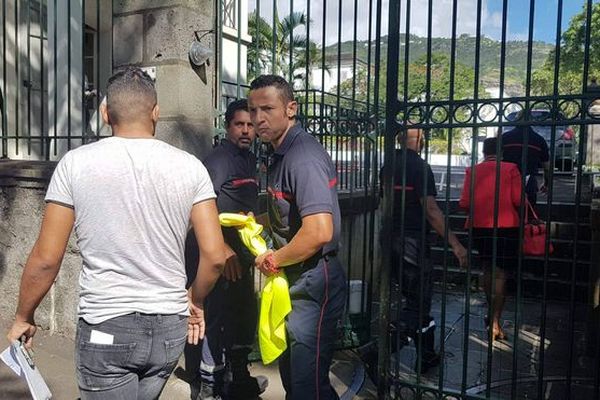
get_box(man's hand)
[223,245,242,282]
[540,183,549,194]
[255,250,279,276]
[452,243,468,268]
[187,302,205,345]
[7,319,37,349]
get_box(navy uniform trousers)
[279,255,346,400]
[199,242,258,386]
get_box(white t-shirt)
[45,136,216,324]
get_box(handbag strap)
[525,199,539,222]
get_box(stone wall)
[113,0,216,160]
[0,165,80,338]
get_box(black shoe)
[357,341,379,385]
[416,352,440,374]
[413,326,440,374]
[225,375,268,399]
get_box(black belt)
[284,250,338,280]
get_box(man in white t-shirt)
[6,67,225,399]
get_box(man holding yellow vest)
[249,75,346,400]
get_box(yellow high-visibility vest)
[219,213,291,364]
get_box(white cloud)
[250,0,389,45]
[247,0,517,45]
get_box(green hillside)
[325,34,554,92]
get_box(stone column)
[113,0,215,159]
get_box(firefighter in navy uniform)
[248,75,346,400]
[196,99,268,399]
[362,128,467,380]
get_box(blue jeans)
[75,313,188,400]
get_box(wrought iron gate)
[379,0,600,399]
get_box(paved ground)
[387,292,599,399]
[0,317,377,400]
[2,292,597,400]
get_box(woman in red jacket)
[459,137,522,341]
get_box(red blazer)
[459,159,522,228]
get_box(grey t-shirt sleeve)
[193,160,217,204]
[289,160,334,217]
[45,152,74,208]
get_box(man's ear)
[151,104,160,124]
[100,100,110,125]
[286,100,297,119]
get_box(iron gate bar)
[236,0,241,100]
[370,0,383,352]
[319,0,326,161]
[52,0,56,157]
[538,0,564,397]
[270,0,275,75]
[393,0,413,392]
[303,0,310,123]
[345,0,359,316]
[378,0,401,395]
[465,0,489,397]
[566,2,595,398]
[361,0,376,328]
[40,0,45,157]
[67,0,71,152]
[287,0,292,83]
[95,0,101,144]
[2,0,6,158]
[335,0,342,190]
[442,0,459,395]
[414,0,435,388]
[81,0,85,143]
[14,0,19,156]
[27,1,31,155]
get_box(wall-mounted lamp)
[189,30,213,67]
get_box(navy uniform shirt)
[267,123,341,268]
[502,126,549,177]
[381,148,437,237]
[203,139,258,214]
[203,139,258,258]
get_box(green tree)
[247,10,327,84]
[333,53,487,154]
[531,2,600,95]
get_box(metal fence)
[379,0,600,399]
[0,0,112,161]
[3,0,600,398]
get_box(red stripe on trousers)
[315,260,329,400]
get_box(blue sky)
[249,0,597,45]
[489,0,589,43]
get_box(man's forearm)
[543,163,551,185]
[272,214,333,267]
[191,258,223,305]
[427,204,461,248]
[16,250,61,322]
[273,228,325,267]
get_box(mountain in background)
[325,34,555,95]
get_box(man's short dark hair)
[249,74,295,104]
[106,67,157,125]
[483,137,498,156]
[224,99,249,127]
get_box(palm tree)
[247,9,328,85]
